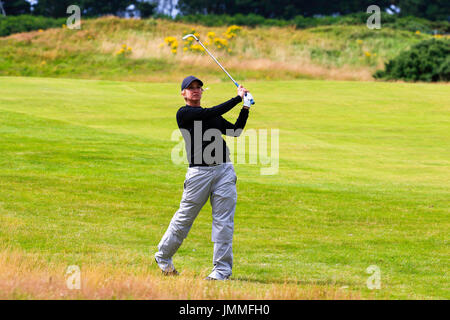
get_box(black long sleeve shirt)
[176,95,249,167]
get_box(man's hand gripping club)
[238,85,253,109]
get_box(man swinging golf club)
[154,75,252,280]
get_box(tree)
[392,0,450,21]
[135,0,157,18]
[0,1,5,16]
[32,0,75,17]
[80,0,136,16]
[2,0,31,15]
[176,0,394,19]
[32,0,136,18]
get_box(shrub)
[0,15,66,37]
[385,16,450,34]
[174,13,291,28]
[293,15,319,29]
[169,13,449,34]
[374,39,450,82]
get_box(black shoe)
[163,268,179,276]
[155,257,179,276]
[204,276,229,281]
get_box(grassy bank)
[0,16,440,82]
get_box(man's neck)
[186,100,201,107]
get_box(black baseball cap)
[181,75,203,91]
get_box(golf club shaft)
[194,39,239,88]
[182,34,254,105]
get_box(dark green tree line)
[1,0,448,21]
[176,0,449,21]
[1,0,31,15]
[391,0,449,21]
[176,0,393,19]
[1,0,156,18]
[32,0,135,17]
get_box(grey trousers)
[155,162,237,280]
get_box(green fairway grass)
[0,76,448,299]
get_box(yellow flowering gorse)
[161,36,179,54]
[161,25,243,55]
[224,25,242,39]
[116,44,132,56]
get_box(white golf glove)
[243,92,255,108]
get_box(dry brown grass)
[3,16,377,82]
[0,248,360,300]
[103,21,376,82]
[2,16,393,82]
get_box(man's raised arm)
[220,107,249,137]
[177,96,242,126]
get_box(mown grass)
[0,16,437,82]
[0,76,448,299]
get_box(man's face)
[182,80,203,103]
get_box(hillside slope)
[0,16,437,82]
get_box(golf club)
[182,34,255,106]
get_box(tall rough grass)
[0,248,360,300]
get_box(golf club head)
[182,34,199,41]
